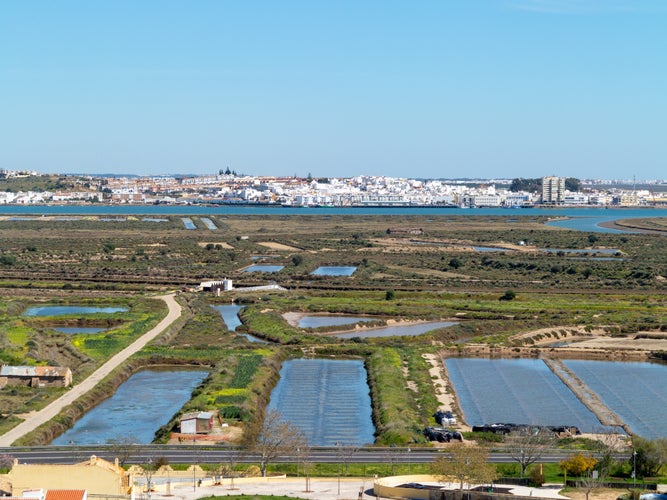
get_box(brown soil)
[564,487,625,500]
[257,241,302,251]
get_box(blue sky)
[1,0,665,180]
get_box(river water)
[0,205,664,233]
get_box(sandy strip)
[597,219,667,234]
[422,353,470,432]
[258,241,302,251]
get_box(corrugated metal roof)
[0,365,70,377]
[181,411,213,421]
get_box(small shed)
[180,411,214,434]
[0,366,72,388]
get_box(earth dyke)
[542,358,632,435]
[450,344,655,362]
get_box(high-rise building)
[542,176,565,204]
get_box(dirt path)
[0,293,182,447]
[422,353,471,432]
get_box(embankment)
[542,358,631,434]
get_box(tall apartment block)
[542,176,565,204]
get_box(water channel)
[211,304,268,343]
[267,359,375,446]
[52,369,208,445]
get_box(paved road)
[4,445,600,465]
[0,293,182,447]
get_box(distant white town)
[0,169,666,207]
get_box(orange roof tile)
[45,490,86,500]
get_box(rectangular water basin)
[311,266,357,276]
[243,265,284,273]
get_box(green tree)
[510,178,542,193]
[631,437,667,478]
[385,289,396,301]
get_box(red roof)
[45,490,86,500]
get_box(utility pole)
[193,436,197,492]
[336,441,342,496]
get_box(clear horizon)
[2,1,666,180]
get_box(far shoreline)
[597,218,667,234]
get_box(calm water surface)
[473,246,511,252]
[298,315,375,328]
[24,306,127,317]
[1,205,664,218]
[244,265,284,273]
[200,217,217,230]
[445,358,603,431]
[311,266,357,276]
[336,320,457,339]
[181,217,196,229]
[212,304,244,331]
[2,205,664,233]
[541,248,619,254]
[211,304,268,343]
[267,359,375,446]
[52,369,208,445]
[563,360,667,438]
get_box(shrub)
[528,465,545,487]
[449,258,462,269]
[0,254,16,266]
[291,255,303,266]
